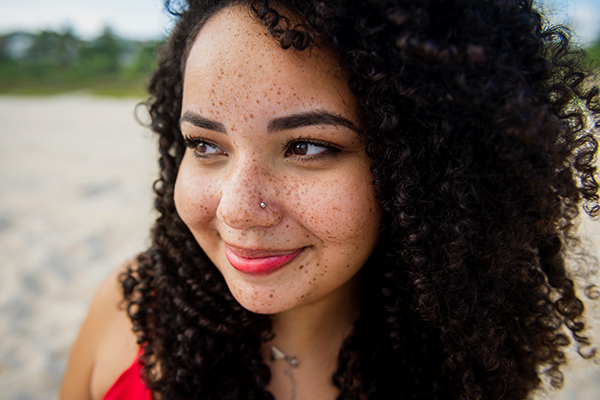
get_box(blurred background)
[0,1,599,399]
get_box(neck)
[262,274,360,400]
[272,272,359,352]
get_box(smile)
[225,245,305,276]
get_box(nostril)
[217,193,282,229]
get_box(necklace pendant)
[270,345,287,361]
[270,345,300,367]
[270,345,299,400]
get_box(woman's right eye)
[183,137,227,158]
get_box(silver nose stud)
[260,202,266,209]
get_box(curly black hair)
[121,0,600,399]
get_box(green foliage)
[0,27,159,98]
[587,40,600,69]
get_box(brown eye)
[285,141,329,157]
[183,136,227,158]
[196,141,225,155]
[197,142,209,153]
[291,142,309,155]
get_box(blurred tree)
[26,30,62,64]
[587,40,600,68]
[0,26,161,96]
[57,27,80,66]
[122,41,158,79]
[0,35,10,62]
[77,26,124,75]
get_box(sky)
[542,0,600,44]
[0,0,173,40]
[0,0,598,44]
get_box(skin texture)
[175,6,382,315]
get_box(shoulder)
[59,261,139,400]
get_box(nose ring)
[260,202,266,209]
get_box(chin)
[235,295,298,315]
[242,303,289,315]
[226,280,304,315]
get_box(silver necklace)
[270,345,300,400]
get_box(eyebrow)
[180,110,359,134]
[180,111,227,133]
[268,110,359,134]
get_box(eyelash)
[182,136,224,159]
[282,136,343,162]
[182,135,343,162]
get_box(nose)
[216,161,282,229]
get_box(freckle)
[299,265,304,270]
[269,294,273,298]
[346,264,350,268]
[219,101,223,105]
[249,114,254,119]
[256,100,260,104]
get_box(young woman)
[59,0,600,399]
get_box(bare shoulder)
[59,261,139,400]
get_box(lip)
[225,245,304,276]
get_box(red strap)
[102,348,153,400]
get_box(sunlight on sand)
[0,95,157,399]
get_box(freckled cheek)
[174,168,221,231]
[292,178,379,243]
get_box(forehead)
[182,6,357,121]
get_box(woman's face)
[175,6,381,314]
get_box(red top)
[102,349,153,400]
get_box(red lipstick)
[225,246,303,275]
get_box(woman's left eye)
[284,140,341,159]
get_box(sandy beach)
[0,95,157,399]
[0,95,598,400]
